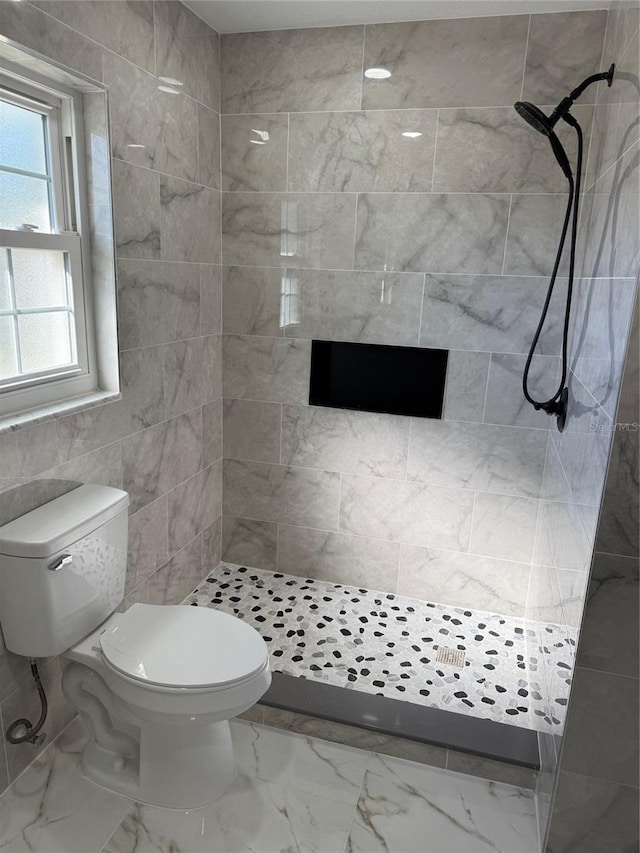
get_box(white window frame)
[0,61,98,419]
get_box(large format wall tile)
[281,405,410,478]
[547,772,640,853]
[223,399,282,464]
[103,51,198,182]
[163,336,220,418]
[116,260,200,350]
[284,269,424,346]
[200,265,222,335]
[223,266,283,337]
[523,11,608,106]
[203,399,222,466]
[483,353,561,429]
[221,114,288,192]
[222,516,278,571]
[362,16,528,110]
[220,26,363,114]
[586,27,640,189]
[154,1,220,109]
[127,497,169,595]
[222,193,357,269]
[223,336,311,404]
[442,351,490,423]
[577,190,640,279]
[223,459,341,530]
[56,347,165,457]
[160,177,220,263]
[339,475,474,551]
[278,526,400,590]
[112,160,160,259]
[470,492,539,562]
[503,194,572,276]
[122,409,202,513]
[434,106,592,194]
[355,193,510,274]
[398,546,530,617]
[420,274,566,355]
[407,419,547,497]
[0,1,101,81]
[197,105,221,190]
[560,666,639,787]
[578,553,639,678]
[168,464,222,553]
[533,500,593,572]
[35,0,156,73]
[288,110,437,193]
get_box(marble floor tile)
[0,719,129,853]
[231,720,369,805]
[102,775,356,853]
[346,754,538,852]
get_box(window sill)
[0,389,121,436]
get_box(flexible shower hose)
[522,118,584,428]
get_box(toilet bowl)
[63,602,270,807]
[0,485,271,809]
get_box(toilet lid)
[100,604,268,688]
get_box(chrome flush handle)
[48,553,73,571]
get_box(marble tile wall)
[219,10,610,622]
[526,2,640,848]
[0,0,222,794]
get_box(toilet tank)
[0,485,129,657]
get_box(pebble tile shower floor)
[186,563,575,733]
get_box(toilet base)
[82,717,237,809]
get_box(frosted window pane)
[18,312,73,373]
[0,316,18,380]
[0,101,47,174]
[0,250,10,310]
[0,172,51,231]
[12,249,68,309]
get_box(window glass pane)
[0,316,18,380]
[0,249,10,310]
[0,100,47,175]
[0,172,51,232]
[18,311,74,373]
[12,249,68,309]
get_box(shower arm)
[548,64,615,128]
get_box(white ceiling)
[184,0,608,34]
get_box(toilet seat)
[99,603,268,689]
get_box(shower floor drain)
[435,646,466,668]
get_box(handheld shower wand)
[513,64,614,431]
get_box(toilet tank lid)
[0,485,129,558]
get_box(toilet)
[0,484,271,809]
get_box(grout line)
[467,491,478,554]
[285,113,291,192]
[480,354,492,424]
[359,25,367,111]
[430,108,440,192]
[352,192,360,268]
[500,194,513,276]
[519,15,531,103]
[416,273,427,346]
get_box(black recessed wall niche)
[309,340,448,419]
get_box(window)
[0,64,98,419]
